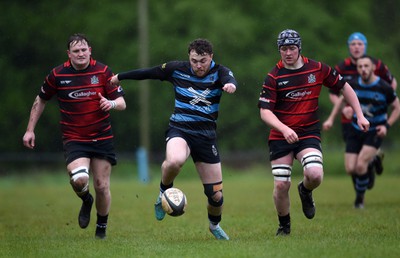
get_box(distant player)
[23,33,126,239]
[258,29,369,236]
[344,55,400,208]
[323,32,397,188]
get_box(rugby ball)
[161,188,187,217]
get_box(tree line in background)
[1,0,399,158]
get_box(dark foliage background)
[2,0,399,162]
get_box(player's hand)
[109,75,120,86]
[342,106,354,120]
[98,93,115,111]
[357,116,370,132]
[375,125,387,138]
[222,83,236,94]
[322,118,333,131]
[281,126,299,144]
[23,131,35,149]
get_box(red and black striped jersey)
[258,56,345,141]
[335,57,394,85]
[38,58,125,143]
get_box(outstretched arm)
[110,66,165,86]
[22,96,47,149]
[341,83,370,132]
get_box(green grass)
[1,157,400,258]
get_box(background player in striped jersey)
[323,32,397,188]
[110,38,237,240]
[23,33,126,239]
[258,29,369,236]
[343,55,399,208]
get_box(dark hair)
[67,33,90,49]
[358,54,373,61]
[188,38,213,55]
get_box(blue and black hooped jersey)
[118,61,237,138]
[349,76,397,131]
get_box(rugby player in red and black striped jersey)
[258,29,369,236]
[23,33,126,239]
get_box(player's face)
[349,40,365,60]
[67,40,92,70]
[357,57,375,83]
[189,50,213,77]
[279,45,300,67]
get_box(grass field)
[1,157,400,258]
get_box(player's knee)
[203,182,223,207]
[70,166,89,195]
[302,152,323,177]
[272,164,292,182]
[301,152,323,170]
[162,159,183,172]
[94,179,110,195]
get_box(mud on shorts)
[63,139,117,166]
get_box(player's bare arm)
[260,108,299,144]
[377,97,400,137]
[22,96,47,149]
[341,83,370,132]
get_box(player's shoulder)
[378,77,392,88]
[303,57,329,71]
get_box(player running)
[23,33,126,239]
[258,29,369,236]
[110,39,237,240]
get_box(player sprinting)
[23,33,126,239]
[110,39,237,240]
[258,29,369,236]
[323,32,397,189]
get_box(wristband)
[109,100,116,109]
[385,122,390,129]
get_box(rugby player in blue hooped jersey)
[258,29,370,236]
[110,39,237,240]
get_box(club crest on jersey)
[91,75,99,85]
[308,74,316,84]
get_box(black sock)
[80,192,91,202]
[208,214,222,225]
[278,214,290,226]
[300,182,312,193]
[160,181,173,193]
[97,214,108,226]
